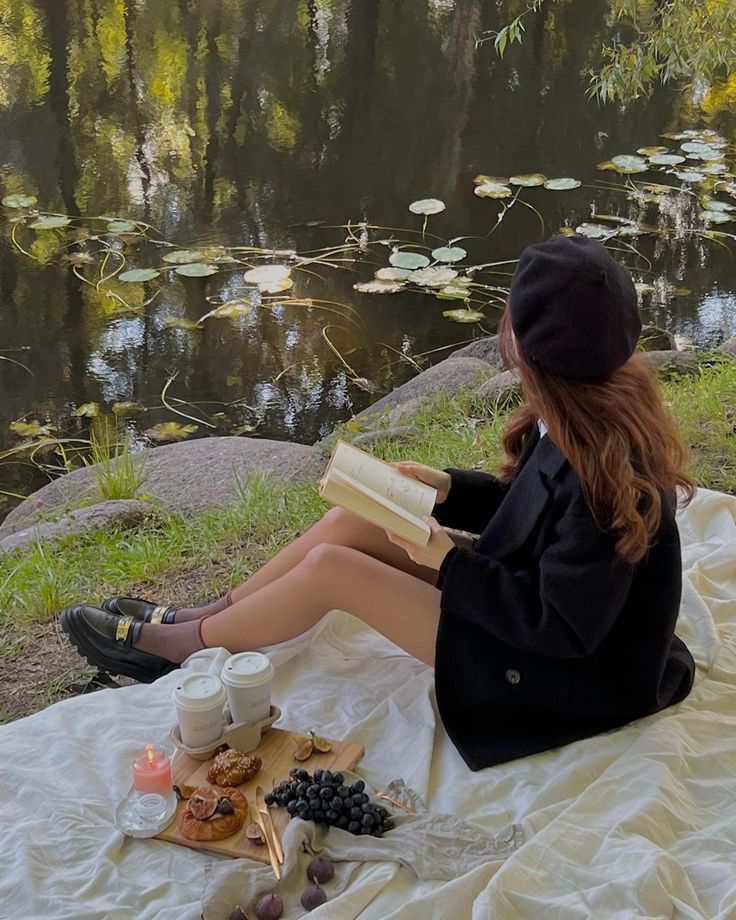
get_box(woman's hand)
[385,517,455,570]
[391,461,451,504]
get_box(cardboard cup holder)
[170,704,281,760]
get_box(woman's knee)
[302,542,351,571]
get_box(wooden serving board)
[156,728,364,861]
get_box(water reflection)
[0,0,735,510]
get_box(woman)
[61,235,696,771]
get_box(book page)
[330,441,436,518]
[327,469,430,544]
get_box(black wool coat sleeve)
[433,428,696,771]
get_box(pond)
[1,0,735,516]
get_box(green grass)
[0,359,734,633]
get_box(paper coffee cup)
[171,673,227,748]
[221,652,275,725]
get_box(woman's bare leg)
[201,544,441,665]
[229,507,439,603]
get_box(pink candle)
[132,745,172,794]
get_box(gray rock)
[0,437,324,538]
[639,350,700,376]
[475,370,522,404]
[639,326,676,352]
[0,500,153,555]
[354,358,495,423]
[718,337,736,358]
[450,336,503,369]
[350,425,421,448]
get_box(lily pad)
[431,246,467,262]
[353,280,405,294]
[112,401,144,416]
[610,155,648,174]
[575,223,615,239]
[634,283,655,295]
[543,178,581,191]
[106,220,137,234]
[29,215,71,230]
[258,278,293,294]
[119,268,160,283]
[596,161,617,171]
[375,267,414,281]
[410,267,458,287]
[681,141,717,154]
[243,265,291,284]
[437,280,472,301]
[700,163,729,176]
[661,132,691,141]
[699,210,731,224]
[509,173,546,187]
[9,419,56,438]
[648,154,685,166]
[175,263,218,277]
[701,199,735,213]
[2,194,37,209]
[474,182,512,199]
[442,309,485,323]
[675,170,707,183]
[637,146,668,156]
[209,301,254,317]
[408,198,446,215]
[389,251,431,270]
[144,422,199,442]
[73,402,100,418]
[161,315,202,330]
[473,175,509,185]
[162,250,205,264]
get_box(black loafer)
[60,604,177,683]
[101,596,178,624]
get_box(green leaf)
[106,220,137,234]
[9,419,56,438]
[543,178,581,191]
[408,198,446,215]
[698,210,731,224]
[119,268,160,283]
[208,300,254,317]
[431,246,467,262]
[442,309,485,323]
[73,402,100,418]
[389,251,431,270]
[174,263,218,277]
[575,223,615,239]
[243,265,291,284]
[701,199,735,213]
[473,175,509,185]
[144,422,199,442]
[2,194,37,209]
[637,146,668,156]
[410,267,458,287]
[112,401,144,416]
[29,215,71,230]
[162,250,205,264]
[509,173,546,187]
[675,170,707,183]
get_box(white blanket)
[1,487,734,920]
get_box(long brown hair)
[497,307,695,563]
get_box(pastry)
[179,786,248,841]
[207,749,262,786]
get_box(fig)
[188,788,219,820]
[216,797,234,815]
[229,908,248,920]
[312,735,332,753]
[173,783,196,801]
[300,883,328,911]
[293,738,313,762]
[306,856,334,884]
[254,891,284,920]
[246,823,265,845]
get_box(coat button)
[505,669,521,685]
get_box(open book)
[318,440,438,546]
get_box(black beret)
[509,234,641,379]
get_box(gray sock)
[171,591,233,622]
[134,618,206,663]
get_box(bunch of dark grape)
[264,768,395,837]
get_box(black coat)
[433,427,695,771]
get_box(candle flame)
[146,744,154,764]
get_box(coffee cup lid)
[172,673,226,711]
[221,652,275,688]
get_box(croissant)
[207,749,262,786]
[179,787,247,841]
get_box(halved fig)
[173,783,197,801]
[293,739,314,761]
[246,822,265,845]
[216,797,234,815]
[312,735,332,753]
[188,787,219,820]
